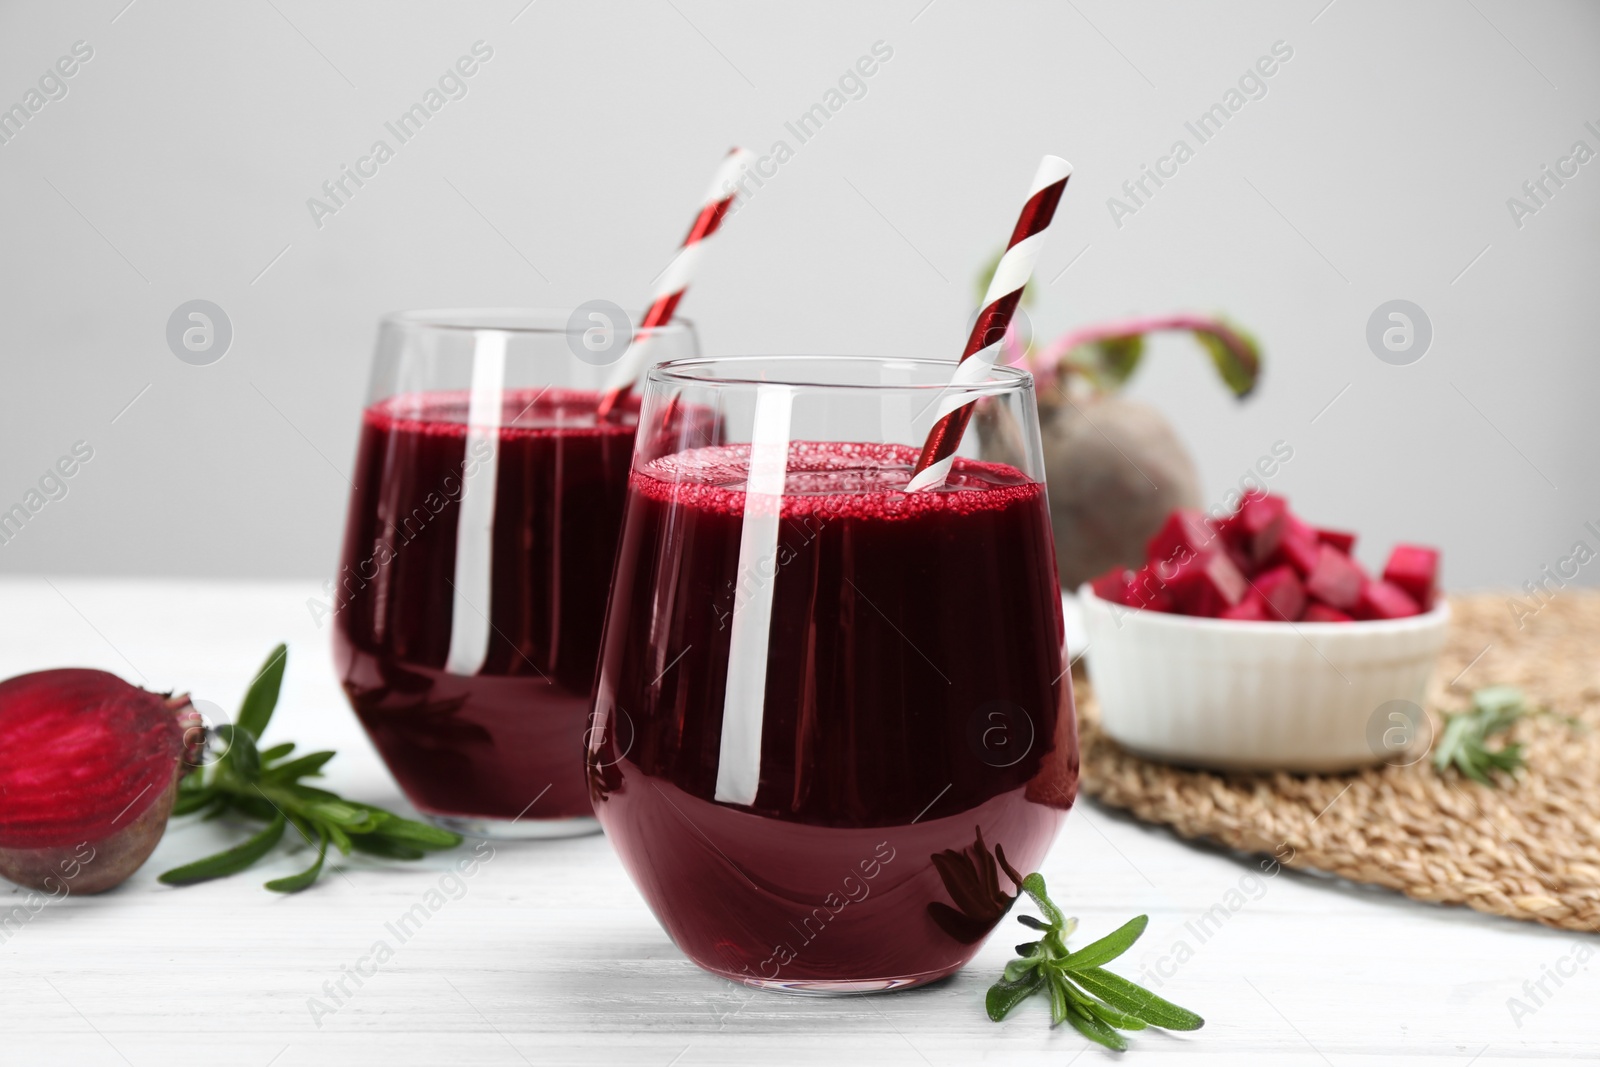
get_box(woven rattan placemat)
[1077,592,1600,932]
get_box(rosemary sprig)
[988,872,1203,1051]
[160,644,462,892]
[1431,685,1587,788]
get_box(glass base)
[706,964,956,995]
[422,812,601,840]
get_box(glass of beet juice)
[332,309,698,838]
[588,355,1078,992]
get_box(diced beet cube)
[1303,602,1353,623]
[1126,566,1176,613]
[1354,579,1421,620]
[1145,509,1216,572]
[1252,564,1307,622]
[1304,543,1365,610]
[1212,490,1263,543]
[1168,549,1248,617]
[1383,544,1439,610]
[1220,595,1268,621]
[1225,542,1257,579]
[1089,568,1132,605]
[1317,527,1357,555]
[1234,494,1290,564]
[1272,525,1322,577]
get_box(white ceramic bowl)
[1077,585,1451,772]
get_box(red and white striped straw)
[595,146,755,419]
[905,155,1073,491]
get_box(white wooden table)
[1,579,1595,1066]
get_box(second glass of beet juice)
[588,355,1079,992]
[332,309,698,838]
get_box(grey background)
[1,0,1595,590]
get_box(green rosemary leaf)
[212,724,262,781]
[1065,1000,1127,1051]
[305,799,383,832]
[349,835,426,861]
[1059,914,1148,969]
[159,813,286,885]
[1059,977,1149,1031]
[1003,955,1041,984]
[199,795,232,821]
[1069,966,1205,1031]
[235,643,287,741]
[259,742,296,764]
[322,821,353,855]
[229,792,281,824]
[261,751,336,784]
[1019,873,1064,927]
[1081,996,1150,1032]
[285,784,344,803]
[360,813,463,850]
[265,828,328,893]
[170,787,216,817]
[1047,969,1070,1026]
[985,971,1045,1022]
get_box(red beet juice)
[333,389,637,826]
[589,441,1078,990]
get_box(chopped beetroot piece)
[1145,509,1216,571]
[1317,527,1357,555]
[1236,494,1290,563]
[1212,490,1262,543]
[1090,568,1132,604]
[1168,550,1248,616]
[1354,579,1421,620]
[1383,543,1439,609]
[1253,564,1308,621]
[1304,543,1365,610]
[1220,596,1269,621]
[1302,602,1353,623]
[1272,525,1322,577]
[1126,566,1176,612]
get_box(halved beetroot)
[0,670,198,894]
[1303,543,1366,610]
[1383,544,1438,610]
[1303,602,1353,623]
[1168,550,1248,616]
[1354,579,1421,620]
[1252,564,1307,621]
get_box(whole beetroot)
[0,670,199,894]
[975,302,1261,589]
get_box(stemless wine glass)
[332,308,698,838]
[587,355,1078,992]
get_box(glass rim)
[646,354,1035,392]
[378,307,697,336]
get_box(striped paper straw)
[595,146,755,418]
[905,155,1072,492]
